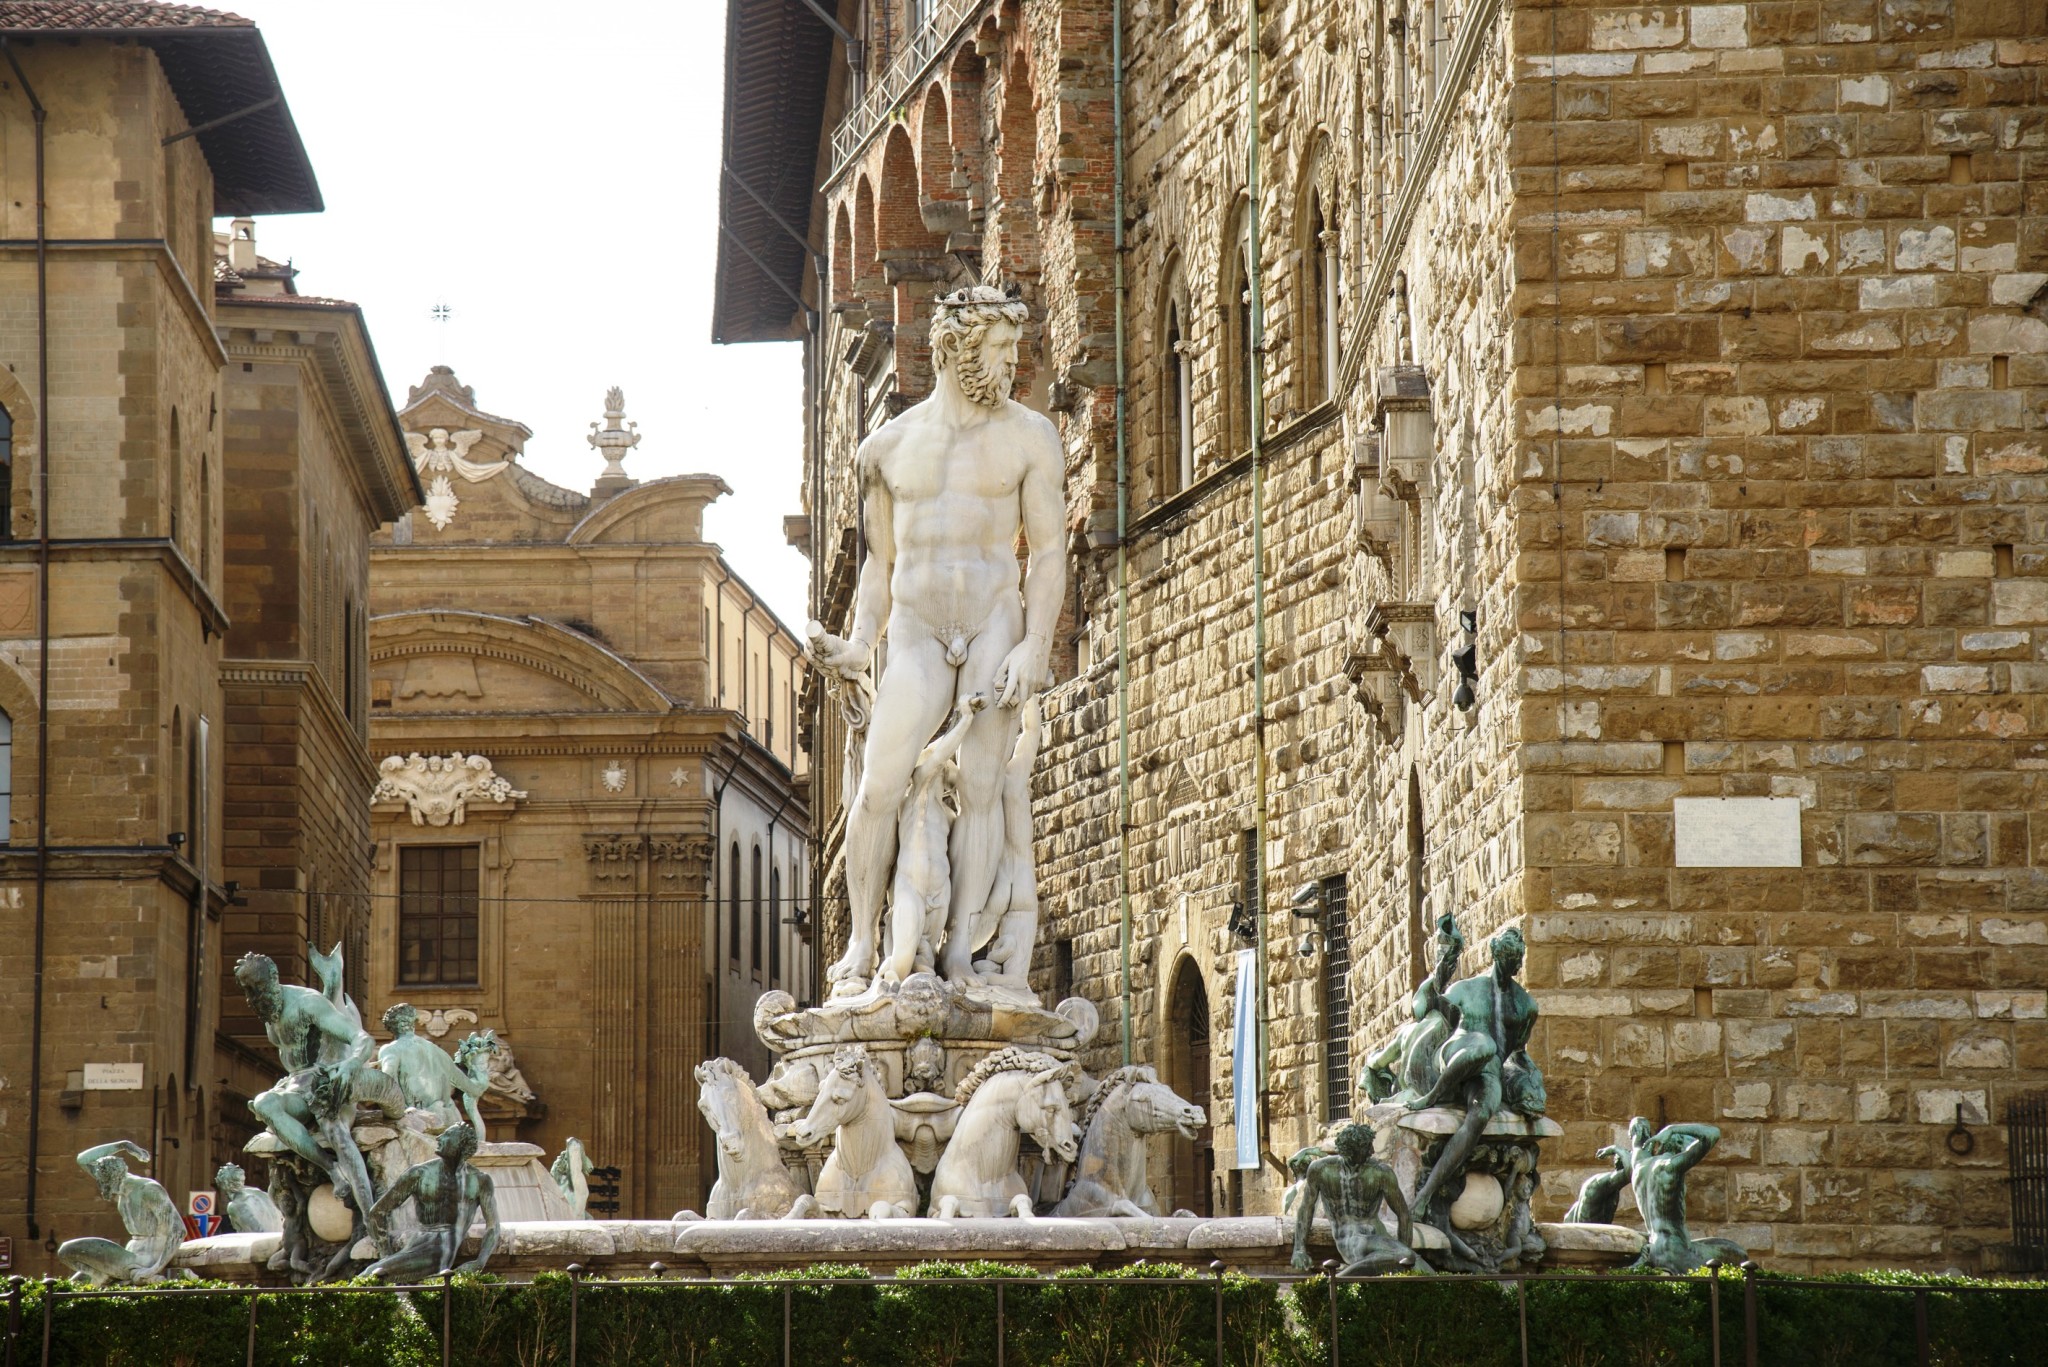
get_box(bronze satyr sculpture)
[1290,1124,1432,1275]
[364,1122,500,1279]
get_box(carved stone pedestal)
[1365,1103,1563,1273]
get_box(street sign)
[83,1063,144,1091]
[0,1235,13,1270]
[184,1192,221,1239]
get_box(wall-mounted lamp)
[1226,899,1257,945]
[1451,609,1478,712]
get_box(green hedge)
[7,1266,2041,1367]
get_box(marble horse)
[696,1058,802,1220]
[788,1044,917,1219]
[1051,1065,1207,1218]
[930,1048,1080,1219]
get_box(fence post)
[1914,1287,1929,1367]
[6,1274,21,1367]
[566,1263,583,1367]
[244,1290,260,1367]
[1741,1261,1758,1367]
[996,1280,1006,1367]
[38,1278,54,1367]
[1707,1260,1722,1367]
[1517,1278,1529,1367]
[1322,1261,1340,1367]
[1211,1261,1225,1367]
[782,1283,792,1367]
[440,1268,454,1367]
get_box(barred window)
[1321,874,1352,1122]
[398,845,479,986]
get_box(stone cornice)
[0,238,227,366]
[219,656,376,789]
[217,326,418,521]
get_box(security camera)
[1289,881,1324,918]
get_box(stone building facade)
[210,220,421,1171]
[366,369,811,1219]
[0,6,339,1272]
[721,0,2048,1269]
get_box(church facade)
[719,0,2048,1269]
[365,368,811,1220]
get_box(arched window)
[1223,208,1255,457]
[170,707,186,839]
[749,845,764,980]
[727,842,741,966]
[768,863,782,985]
[0,401,14,542]
[1160,270,1192,497]
[167,408,183,548]
[1406,767,1428,987]
[1163,960,1213,1216]
[1304,190,1339,403]
[0,707,12,840]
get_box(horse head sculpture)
[1051,1065,1208,1218]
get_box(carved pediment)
[372,752,526,826]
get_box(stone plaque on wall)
[1672,797,1802,868]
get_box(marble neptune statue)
[807,284,1066,999]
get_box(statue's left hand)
[992,634,1049,707]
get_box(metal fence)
[5,1260,2043,1367]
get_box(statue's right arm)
[77,1140,149,1172]
[846,436,897,654]
[1291,1174,1321,1270]
[368,1169,417,1228]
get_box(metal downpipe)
[1112,0,1132,1068]
[1246,0,1272,1110]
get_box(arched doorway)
[1163,958,1214,1216]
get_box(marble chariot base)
[176,1216,1643,1283]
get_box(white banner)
[1232,947,1259,1170]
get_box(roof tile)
[0,2,251,30]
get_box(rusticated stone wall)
[791,0,2048,1268]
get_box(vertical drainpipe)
[1245,0,1272,1110]
[3,37,52,1242]
[1112,0,1132,1068]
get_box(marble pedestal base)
[175,1215,1643,1283]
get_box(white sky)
[225,0,811,629]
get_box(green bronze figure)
[1290,1124,1432,1275]
[364,1122,500,1279]
[1403,925,1545,1218]
[1623,1120,1747,1273]
[57,1141,187,1284]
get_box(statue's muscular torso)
[861,397,1060,641]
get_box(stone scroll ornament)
[57,1142,189,1284]
[372,752,526,827]
[802,283,1066,1002]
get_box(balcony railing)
[829,1,988,177]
